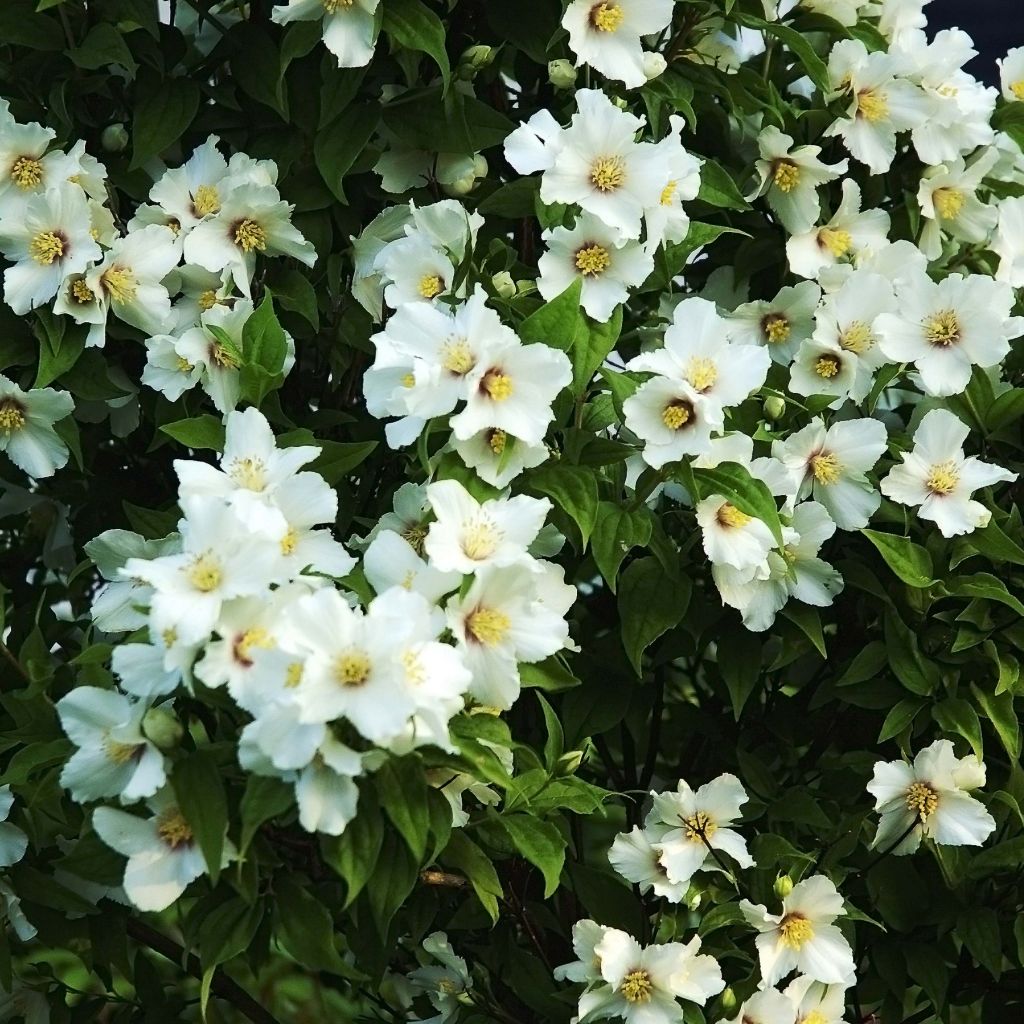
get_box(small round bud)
[774,874,794,899]
[719,987,738,1012]
[472,154,489,179]
[548,59,577,90]
[763,395,786,420]
[142,707,183,750]
[642,52,668,81]
[555,750,584,776]
[515,279,537,296]
[442,171,478,198]
[491,271,517,299]
[101,123,129,153]
[458,45,495,79]
[687,890,702,911]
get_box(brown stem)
[0,641,31,687]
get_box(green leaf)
[34,311,86,388]
[781,604,826,658]
[131,72,200,170]
[315,104,379,202]
[932,698,984,761]
[242,291,288,375]
[986,387,1024,432]
[171,750,229,884]
[519,278,587,352]
[230,23,289,117]
[884,610,939,696]
[311,440,378,484]
[861,530,936,588]
[618,556,691,675]
[739,15,831,93]
[957,907,1003,978]
[694,159,751,210]
[526,464,599,545]
[591,502,652,591]
[968,519,1024,567]
[366,832,419,936]
[238,776,293,854]
[441,831,503,923]
[971,684,1021,759]
[498,813,566,898]
[198,898,264,968]
[321,789,384,907]
[275,876,350,974]
[376,757,429,862]
[69,23,137,73]
[878,698,925,742]
[642,222,747,292]
[383,0,451,89]
[160,415,226,452]
[693,461,784,547]
[718,626,763,719]
[945,573,1024,616]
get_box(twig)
[126,918,281,1024]
[0,640,31,686]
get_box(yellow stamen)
[1012,81,1024,101]
[0,401,26,432]
[71,279,94,304]
[590,155,626,192]
[803,1012,828,1024]
[906,781,939,820]
[156,810,194,849]
[575,243,611,276]
[590,2,625,32]
[811,451,842,485]
[402,650,425,685]
[322,0,354,10]
[210,342,241,369]
[716,503,752,529]
[819,226,852,258]
[682,810,718,841]
[620,969,653,1003]
[403,523,427,555]
[11,155,43,189]
[419,274,444,299]
[441,339,475,375]
[104,739,140,765]
[192,183,221,217]
[660,180,678,206]
[280,527,298,555]
[839,321,873,354]
[926,461,959,496]
[488,428,507,455]
[773,160,801,192]
[933,187,964,220]
[285,662,304,688]
[101,265,138,304]
[187,555,222,592]
[228,456,266,491]
[30,231,64,265]
[462,520,501,560]
[234,218,266,252]
[467,607,511,646]
[482,370,513,401]
[857,88,889,122]
[779,915,814,949]
[176,356,193,373]
[162,628,178,648]
[924,310,960,347]
[814,354,841,379]
[198,289,218,311]
[401,372,416,388]
[685,356,718,393]
[662,401,691,430]
[762,313,791,344]
[334,651,371,687]
[234,627,273,666]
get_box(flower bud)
[774,874,794,899]
[491,271,517,299]
[442,171,478,198]
[642,52,668,81]
[142,707,184,750]
[687,890,702,911]
[472,154,489,179]
[611,96,629,109]
[555,750,584,776]
[101,123,129,153]
[548,59,577,90]
[719,987,738,1012]
[515,279,537,296]
[458,44,495,79]
[763,395,786,420]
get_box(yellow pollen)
[803,1012,828,1024]
[11,155,43,189]
[857,88,889,122]
[156,810,194,849]
[400,569,416,589]
[839,321,873,354]
[187,555,222,592]
[906,781,939,820]
[90,227,101,241]
[285,662,304,688]
[280,527,298,555]
[662,401,691,430]
[0,402,25,431]
[228,456,267,491]
[322,0,354,10]
[168,218,182,236]
[660,180,678,206]
[590,2,625,32]
[779,915,815,950]
[192,183,221,217]
[175,356,193,373]
[162,628,178,648]
[442,339,475,375]
[71,279,94,304]
[403,523,427,555]
[773,160,801,192]
[402,650,425,685]
[811,451,842,485]
[814,354,841,379]
[401,372,416,388]
[933,187,964,220]
[102,265,138,304]
[937,84,959,98]
[620,969,653,1004]
[686,356,718,393]
[418,274,444,299]
[234,627,273,666]
[575,243,611,276]
[462,520,501,561]
[198,289,218,311]
[488,428,507,455]
[590,155,626,192]
[682,810,718,841]
[763,313,791,344]
[437,978,458,995]
[924,309,961,347]
[467,607,511,646]
[482,370,513,401]
[234,218,266,252]
[334,650,371,687]
[29,230,64,265]
[1012,81,1024,101]
[211,342,241,369]
[819,226,852,258]
[717,503,752,529]
[104,739,140,765]
[926,461,960,495]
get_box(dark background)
[927,0,1016,83]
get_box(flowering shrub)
[2,1,1024,1022]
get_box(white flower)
[111,629,197,700]
[993,196,1024,288]
[561,1,675,90]
[272,0,380,68]
[774,417,888,531]
[997,46,1024,102]
[0,182,101,314]
[577,929,724,1023]
[696,495,776,577]
[608,827,690,902]
[880,409,1015,538]
[719,988,796,1024]
[452,429,550,489]
[642,115,702,253]
[786,180,890,281]
[752,127,847,234]
[644,773,754,885]
[875,0,929,42]
[142,333,204,402]
[916,152,998,261]
[823,41,928,174]
[874,272,1022,398]
[56,688,166,804]
[0,787,28,868]
[783,975,851,1024]
[363,529,460,604]
[148,134,229,234]
[294,736,363,835]
[424,480,550,575]
[0,376,74,479]
[555,919,612,985]
[93,791,236,911]
[867,739,995,855]
[538,213,654,322]
[727,282,821,366]
[741,875,855,987]
[446,561,574,709]
[623,377,723,469]
[407,931,472,1020]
